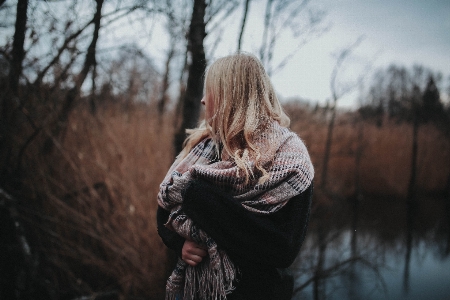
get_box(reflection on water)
[290,195,450,300]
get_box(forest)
[1,0,450,299]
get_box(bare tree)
[320,37,365,190]
[208,1,240,59]
[157,0,239,119]
[43,0,104,154]
[173,0,207,154]
[158,37,176,115]
[0,0,28,182]
[258,0,326,75]
[32,17,94,87]
[96,45,159,107]
[157,0,190,115]
[237,0,251,52]
[8,0,27,96]
[360,65,446,200]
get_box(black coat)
[157,178,313,300]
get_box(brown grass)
[22,103,176,299]
[15,101,449,298]
[285,102,450,198]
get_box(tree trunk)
[259,0,273,66]
[348,120,362,297]
[403,195,414,294]
[33,17,94,87]
[8,0,28,97]
[445,171,450,255]
[1,0,28,183]
[43,0,104,154]
[173,0,207,155]
[89,59,98,114]
[66,0,103,116]
[404,114,419,293]
[2,0,28,119]
[313,226,327,300]
[320,38,363,190]
[320,100,336,189]
[237,0,251,52]
[158,45,175,115]
[406,116,419,202]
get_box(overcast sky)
[2,0,448,109]
[230,0,450,108]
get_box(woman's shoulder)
[274,125,308,153]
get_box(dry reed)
[22,103,175,299]
[14,100,449,299]
[285,102,450,199]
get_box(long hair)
[179,53,290,183]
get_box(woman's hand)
[182,240,208,266]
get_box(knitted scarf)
[157,121,314,300]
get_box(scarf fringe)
[160,122,314,299]
[166,251,238,300]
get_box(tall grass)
[13,101,450,299]
[285,102,450,198]
[22,103,175,299]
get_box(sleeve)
[181,178,313,268]
[156,206,185,257]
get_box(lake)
[290,194,450,300]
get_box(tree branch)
[33,17,95,86]
[237,0,251,52]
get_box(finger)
[184,240,208,256]
[183,254,203,265]
[188,247,208,257]
[185,259,198,267]
[190,255,203,263]
[182,250,204,263]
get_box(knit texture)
[157,121,314,300]
[156,181,313,300]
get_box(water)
[290,195,450,300]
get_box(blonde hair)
[179,53,290,183]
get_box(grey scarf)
[157,121,314,300]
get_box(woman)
[157,53,314,300]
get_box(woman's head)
[183,53,290,183]
[203,53,289,149]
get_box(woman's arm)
[182,179,313,268]
[157,208,208,266]
[156,207,185,256]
